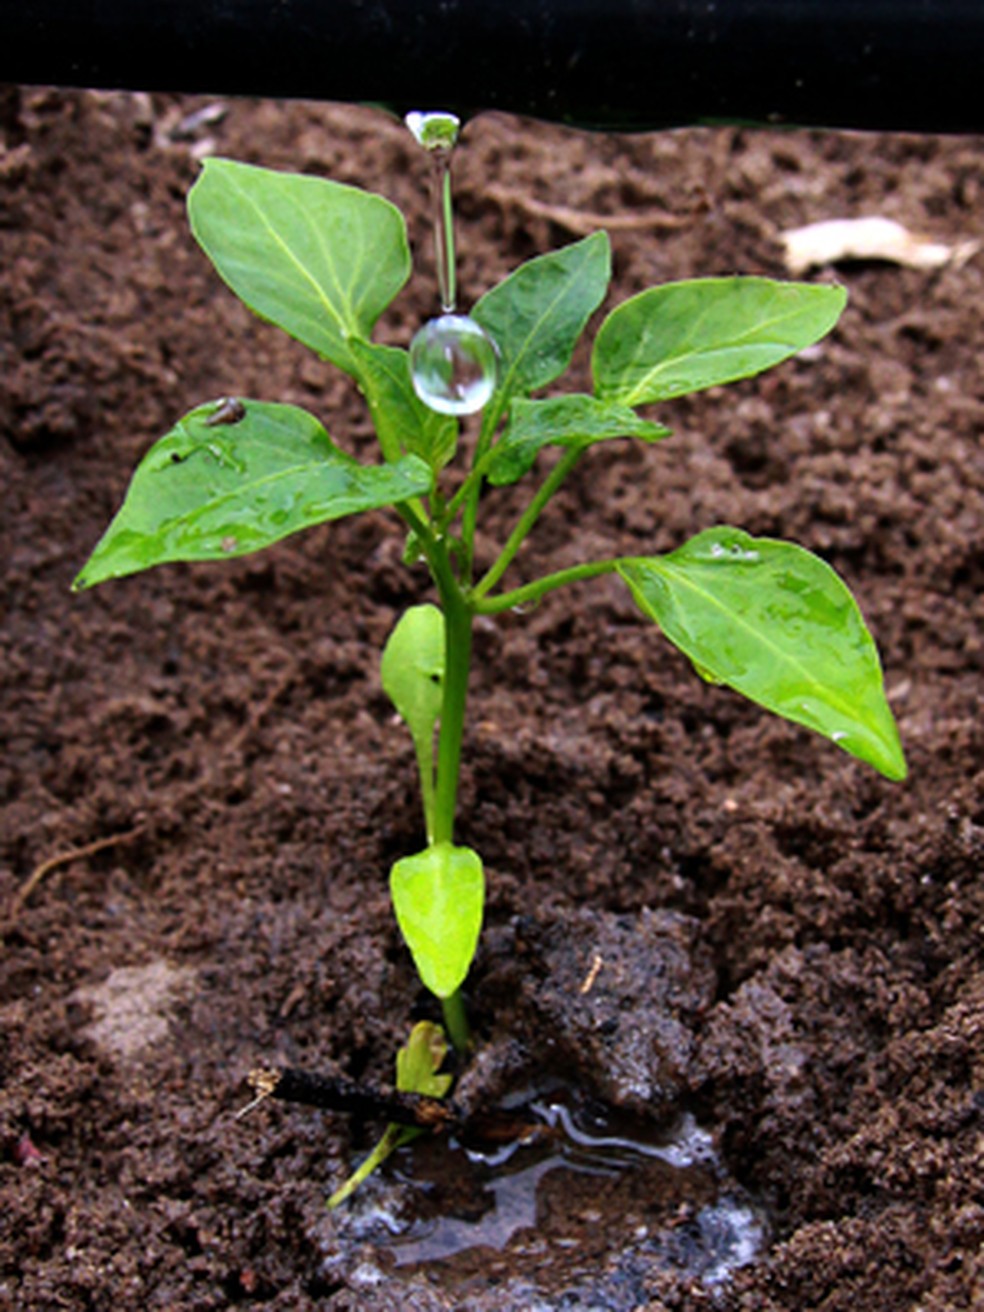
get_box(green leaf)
[381,605,445,841]
[396,1020,453,1099]
[74,399,432,588]
[188,158,410,377]
[473,231,611,417]
[486,394,671,486]
[391,843,485,999]
[381,604,445,744]
[349,339,458,471]
[594,277,847,406]
[617,527,907,780]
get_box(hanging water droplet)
[404,111,500,415]
[410,313,499,416]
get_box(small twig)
[6,825,145,927]
[485,185,690,237]
[238,1066,552,1146]
[240,1066,458,1131]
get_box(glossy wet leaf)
[350,339,458,471]
[487,394,671,486]
[473,231,611,417]
[188,158,410,378]
[74,400,432,588]
[391,843,484,999]
[617,527,906,780]
[594,277,847,405]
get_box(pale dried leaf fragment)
[780,217,979,276]
[580,952,604,995]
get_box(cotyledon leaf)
[381,604,445,749]
[74,399,432,588]
[381,605,445,842]
[390,843,485,1000]
[617,527,907,781]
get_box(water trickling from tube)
[404,111,498,416]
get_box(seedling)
[75,154,906,1195]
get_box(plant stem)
[398,506,483,1055]
[396,499,435,546]
[441,465,481,530]
[428,546,473,848]
[472,446,583,600]
[441,989,471,1054]
[458,403,503,580]
[327,1123,407,1209]
[472,557,622,615]
[424,540,476,1054]
[413,736,437,847]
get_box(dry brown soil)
[1,87,982,1310]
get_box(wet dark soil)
[1,87,983,1310]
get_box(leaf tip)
[71,560,104,592]
[877,743,909,783]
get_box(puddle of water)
[327,1086,767,1308]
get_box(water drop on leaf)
[410,314,499,416]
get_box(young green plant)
[75,156,906,1120]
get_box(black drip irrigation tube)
[0,0,982,134]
